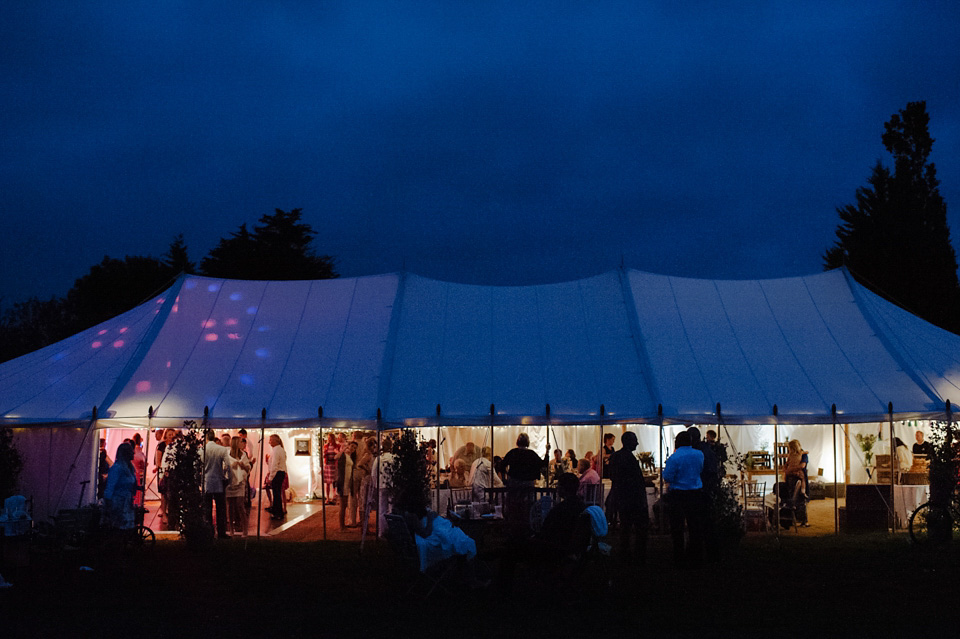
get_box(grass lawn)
[2,531,959,638]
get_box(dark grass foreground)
[2,533,959,638]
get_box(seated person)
[538,473,589,554]
[448,459,470,488]
[403,505,477,573]
[576,458,601,498]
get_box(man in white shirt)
[203,430,232,539]
[372,437,396,537]
[468,446,503,502]
[267,434,288,520]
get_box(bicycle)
[908,488,960,545]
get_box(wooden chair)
[772,480,805,532]
[741,480,767,532]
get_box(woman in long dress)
[104,442,137,531]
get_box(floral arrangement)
[855,433,877,466]
[637,451,655,471]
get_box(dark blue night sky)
[2,2,959,304]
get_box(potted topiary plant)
[386,429,430,518]
[0,427,24,502]
[167,421,212,548]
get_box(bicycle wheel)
[137,525,156,547]
[909,502,959,545]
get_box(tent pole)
[773,405,780,544]
[375,408,382,540]
[658,405,664,534]
[257,424,265,540]
[319,407,326,541]
[490,405,495,495]
[832,405,839,535]
[888,402,895,532]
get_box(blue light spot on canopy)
[185,280,196,290]
[229,292,242,301]
[240,374,254,386]
[207,284,220,292]
[257,325,269,332]
[255,348,269,358]
[51,351,68,361]
[246,306,258,315]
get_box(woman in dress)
[337,440,358,528]
[103,442,137,533]
[323,433,339,504]
[226,436,252,536]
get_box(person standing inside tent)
[204,430,233,538]
[103,442,137,534]
[608,431,649,565]
[131,434,147,509]
[662,430,705,566]
[502,433,548,537]
[266,434,287,521]
[97,438,112,499]
[226,436,252,537]
[337,440,358,528]
[373,436,396,536]
[913,430,934,457]
[322,433,339,505]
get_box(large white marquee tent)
[3,267,959,519]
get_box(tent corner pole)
[832,404,839,536]
[257,424,265,540]
[888,402,895,532]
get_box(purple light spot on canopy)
[207,284,220,292]
[257,325,269,332]
[230,292,242,301]
[240,374,254,386]
[246,306,257,315]
[185,281,196,290]
[255,348,269,358]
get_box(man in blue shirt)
[662,430,705,566]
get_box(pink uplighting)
[91,341,103,349]
[98,329,108,336]
[227,333,240,340]
[112,340,124,348]
[203,319,217,328]
[225,318,238,326]
[119,327,128,334]
[135,380,151,393]
[204,333,218,342]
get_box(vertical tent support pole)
[888,402,895,531]
[437,406,444,514]
[376,407,382,539]
[257,417,265,540]
[489,404,494,494]
[319,407,326,541]
[598,405,605,482]
[832,404,839,535]
[773,404,780,543]
[658,404,664,534]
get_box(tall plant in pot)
[0,427,24,502]
[167,421,212,547]
[386,430,430,517]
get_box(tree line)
[0,208,337,363]
[2,102,958,364]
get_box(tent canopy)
[2,268,958,427]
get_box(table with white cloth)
[893,484,929,528]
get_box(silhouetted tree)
[824,101,960,333]
[200,209,338,280]
[0,296,73,362]
[66,255,177,331]
[164,233,195,274]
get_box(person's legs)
[683,490,705,566]
[338,489,348,528]
[213,491,227,538]
[618,508,635,563]
[666,492,686,564]
[203,491,214,528]
[270,472,285,518]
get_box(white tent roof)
[2,268,958,426]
